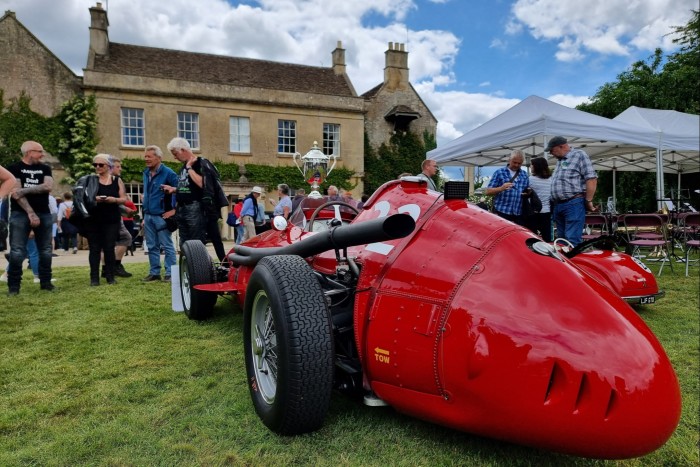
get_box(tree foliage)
[0,91,62,167]
[0,91,98,183]
[576,10,699,212]
[363,129,437,194]
[56,94,99,181]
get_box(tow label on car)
[374,347,391,364]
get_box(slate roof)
[91,43,356,97]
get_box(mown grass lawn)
[1,262,698,466]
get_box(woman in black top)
[84,154,127,285]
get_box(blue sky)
[4,0,696,152]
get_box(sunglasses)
[93,163,107,168]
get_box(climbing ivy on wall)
[118,158,356,192]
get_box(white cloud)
[510,0,697,61]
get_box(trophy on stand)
[293,141,337,199]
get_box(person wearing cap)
[546,136,597,246]
[485,150,529,225]
[241,186,263,241]
[141,145,178,282]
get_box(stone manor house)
[0,3,436,208]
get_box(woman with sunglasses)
[83,154,127,286]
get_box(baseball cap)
[545,136,567,152]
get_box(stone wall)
[0,12,80,116]
[364,84,437,151]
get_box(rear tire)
[244,255,333,435]
[180,240,217,320]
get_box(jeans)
[6,238,39,276]
[553,198,585,246]
[8,211,53,289]
[144,213,177,276]
[235,223,245,245]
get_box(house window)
[323,123,340,156]
[178,112,200,149]
[121,108,144,147]
[277,119,296,154]
[229,116,250,153]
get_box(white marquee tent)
[611,107,700,203]
[427,96,699,207]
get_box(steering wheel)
[553,237,574,254]
[306,201,359,232]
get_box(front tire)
[244,255,333,435]
[180,240,217,320]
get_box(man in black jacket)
[164,137,226,261]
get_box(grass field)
[1,261,698,466]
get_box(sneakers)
[8,288,19,296]
[142,274,161,282]
[90,280,100,286]
[40,283,56,292]
[34,278,57,283]
[72,248,77,254]
[0,272,6,282]
[114,264,133,278]
[163,275,172,282]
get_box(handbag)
[226,212,238,227]
[164,216,178,232]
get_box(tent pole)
[613,167,617,212]
[656,134,664,212]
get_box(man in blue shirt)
[141,145,179,282]
[485,150,529,225]
[241,186,262,242]
[547,136,597,246]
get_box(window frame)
[322,122,341,157]
[177,111,200,150]
[120,107,145,147]
[229,116,251,153]
[277,119,297,154]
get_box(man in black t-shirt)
[164,137,226,261]
[6,141,55,295]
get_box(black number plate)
[639,296,655,305]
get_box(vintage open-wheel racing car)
[178,178,680,459]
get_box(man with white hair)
[141,145,178,282]
[163,137,226,261]
[6,141,55,295]
[485,150,529,225]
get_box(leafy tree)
[577,10,699,212]
[56,94,98,181]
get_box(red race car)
[178,178,680,460]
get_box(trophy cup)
[293,141,337,199]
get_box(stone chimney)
[332,41,346,75]
[384,42,409,91]
[87,2,109,69]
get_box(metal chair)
[582,214,608,241]
[622,214,674,276]
[682,213,700,276]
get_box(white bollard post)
[171,264,184,312]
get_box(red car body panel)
[228,179,680,459]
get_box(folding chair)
[582,214,608,241]
[683,213,700,276]
[622,214,674,276]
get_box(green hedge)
[119,159,356,192]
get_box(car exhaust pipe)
[229,213,415,267]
